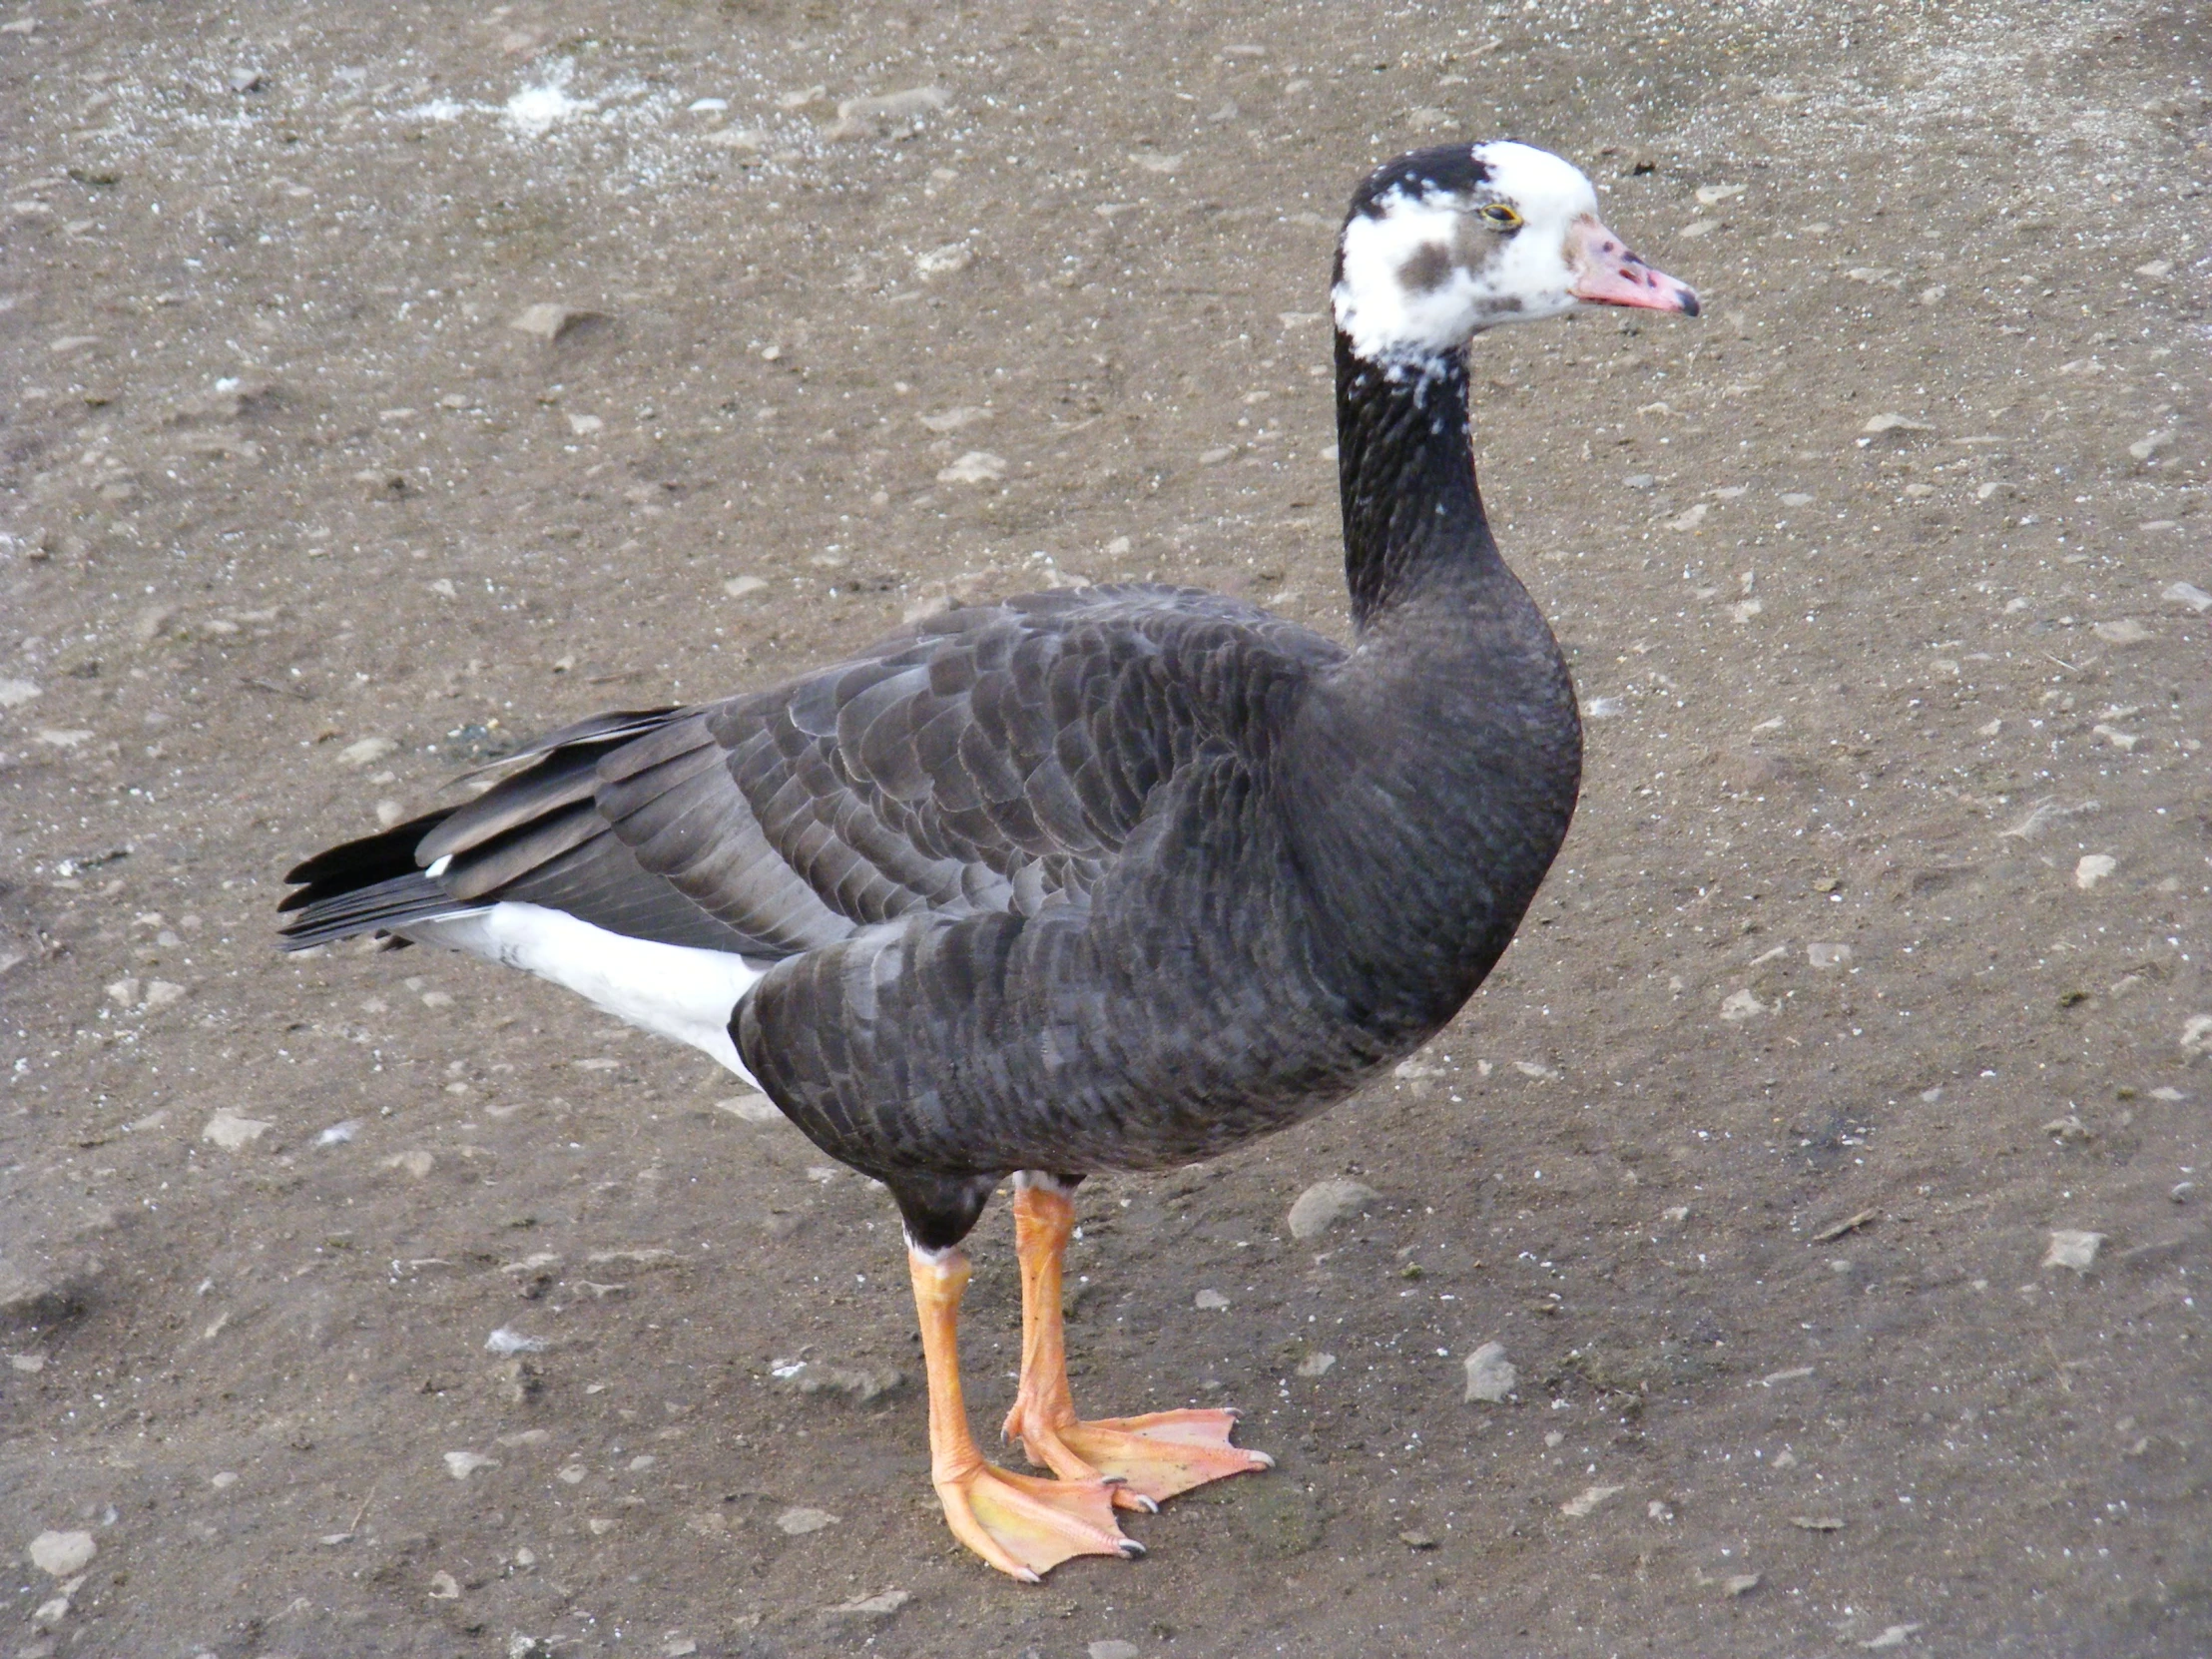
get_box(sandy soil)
[4,2,2210,1655]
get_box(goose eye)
[1478,203,1522,231]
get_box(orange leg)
[907,1242,1140,1581]
[1001,1177,1274,1506]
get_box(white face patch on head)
[1333,141,1602,367]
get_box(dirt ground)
[4,1,2210,1654]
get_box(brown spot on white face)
[1396,242,1453,293]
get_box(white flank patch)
[405,903,765,1082]
[1334,141,1597,365]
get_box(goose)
[280,140,1697,1581]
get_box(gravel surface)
[4,2,2209,1655]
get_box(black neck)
[1289,327,1580,1041]
[1333,332,1500,630]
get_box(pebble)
[1088,1643,1141,1659]
[936,451,1005,484]
[824,1588,910,1619]
[28,1530,96,1578]
[2073,854,2117,890]
[1560,1483,1623,1517]
[1722,1572,1762,1597]
[428,1568,461,1598]
[722,576,768,599]
[508,303,604,344]
[834,85,947,128]
[1859,1626,1922,1650]
[144,980,184,1009]
[2128,430,2174,462]
[1623,474,1655,489]
[775,1506,838,1535]
[1861,412,1934,437]
[917,405,990,434]
[1807,942,1852,968]
[0,678,40,708]
[913,243,972,279]
[1719,987,1767,1022]
[1695,183,1747,206]
[2182,1015,2212,1059]
[2091,619,2151,645]
[1296,1352,1337,1378]
[773,1360,904,1402]
[486,1328,548,1356]
[443,1450,499,1479]
[2162,581,2212,613]
[1780,491,1814,506]
[1195,1289,1230,1310]
[567,413,604,436]
[202,1109,274,1150]
[1286,1177,1378,1240]
[1199,445,1238,466]
[210,1470,239,1488]
[338,736,396,768]
[2042,1230,2103,1273]
[1463,1342,1516,1402]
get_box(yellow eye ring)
[1478,203,1522,231]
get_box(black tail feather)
[277,871,472,949]
[281,809,454,894]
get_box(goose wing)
[281,584,1343,956]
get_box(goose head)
[1333,141,1698,368]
